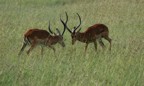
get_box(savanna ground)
[0,0,144,86]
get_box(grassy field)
[0,0,144,86]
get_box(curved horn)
[48,21,53,34]
[74,13,81,32]
[64,12,68,24]
[48,21,56,35]
[60,12,72,34]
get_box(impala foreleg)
[104,36,112,50]
[48,45,55,53]
[98,38,105,49]
[85,43,89,53]
[41,46,44,56]
[94,41,97,51]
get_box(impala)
[18,15,68,56]
[61,12,112,52]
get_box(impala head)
[61,12,82,45]
[48,12,68,47]
[56,28,65,47]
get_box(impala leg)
[41,46,44,56]
[85,43,89,53]
[98,38,105,49]
[27,42,36,55]
[104,36,112,50]
[48,45,56,53]
[18,42,27,56]
[94,41,97,51]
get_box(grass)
[0,0,144,86]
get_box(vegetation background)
[0,0,144,86]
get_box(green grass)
[0,0,144,86]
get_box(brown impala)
[18,14,68,56]
[61,12,112,52]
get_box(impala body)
[24,29,51,45]
[18,28,64,56]
[72,24,109,44]
[61,12,112,52]
[18,14,68,56]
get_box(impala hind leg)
[27,42,36,55]
[18,42,27,56]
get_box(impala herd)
[18,12,112,56]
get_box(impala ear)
[73,27,81,32]
[74,26,76,29]
[72,26,77,33]
[72,28,75,33]
[56,28,61,35]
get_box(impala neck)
[48,35,61,45]
[76,32,88,43]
